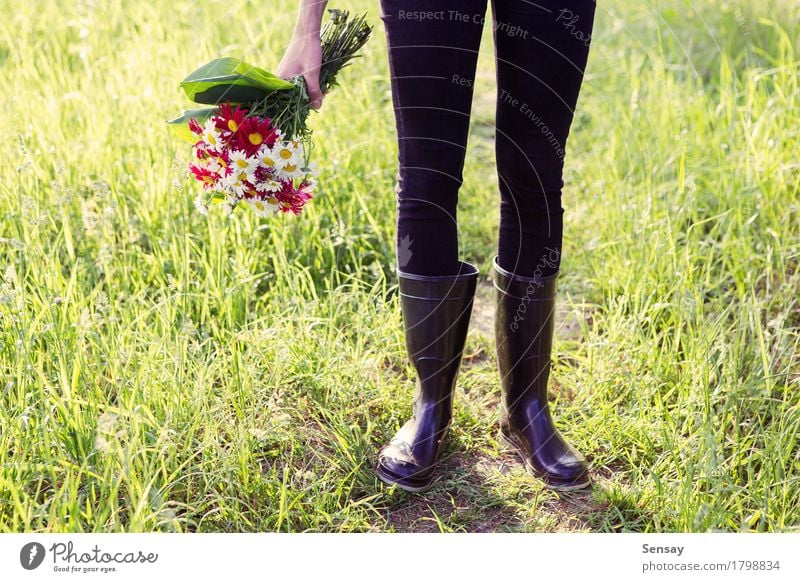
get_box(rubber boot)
[492,255,590,491]
[375,260,479,492]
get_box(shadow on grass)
[375,446,656,532]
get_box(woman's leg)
[379,0,487,276]
[375,1,487,492]
[492,0,596,277]
[490,0,596,491]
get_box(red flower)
[211,149,232,177]
[188,118,203,135]
[194,144,208,160]
[214,103,248,137]
[235,116,279,155]
[296,180,315,202]
[189,165,220,190]
[242,184,261,200]
[253,165,275,183]
[272,180,312,215]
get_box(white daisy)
[221,162,253,197]
[228,150,258,181]
[275,162,303,181]
[246,198,279,217]
[255,178,282,193]
[223,171,250,198]
[214,178,233,196]
[206,155,227,175]
[273,141,300,170]
[220,199,235,216]
[202,119,223,152]
[288,135,303,150]
[194,194,209,216]
[256,146,279,170]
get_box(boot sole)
[374,422,453,494]
[374,464,435,493]
[497,431,592,492]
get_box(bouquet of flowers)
[169,9,372,217]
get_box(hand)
[276,33,324,110]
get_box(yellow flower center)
[228,120,238,132]
[279,148,292,160]
[284,164,297,173]
[235,159,248,169]
[248,133,263,146]
[254,201,265,211]
[262,156,275,167]
[207,133,217,145]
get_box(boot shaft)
[397,260,479,410]
[492,256,558,411]
[398,261,479,366]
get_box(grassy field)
[1,0,798,532]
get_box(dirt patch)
[380,450,521,532]
[379,448,624,532]
[470,280,496,337]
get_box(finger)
[306,75,323,109]
[308,91,324,110]
[309,94,324,110]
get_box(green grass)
[1,0,798,532]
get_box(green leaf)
[231,60,293,90]
[180,57,294,104]
[192,84,272,105]
[166,107,219,142]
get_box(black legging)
[379,0,596,277]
